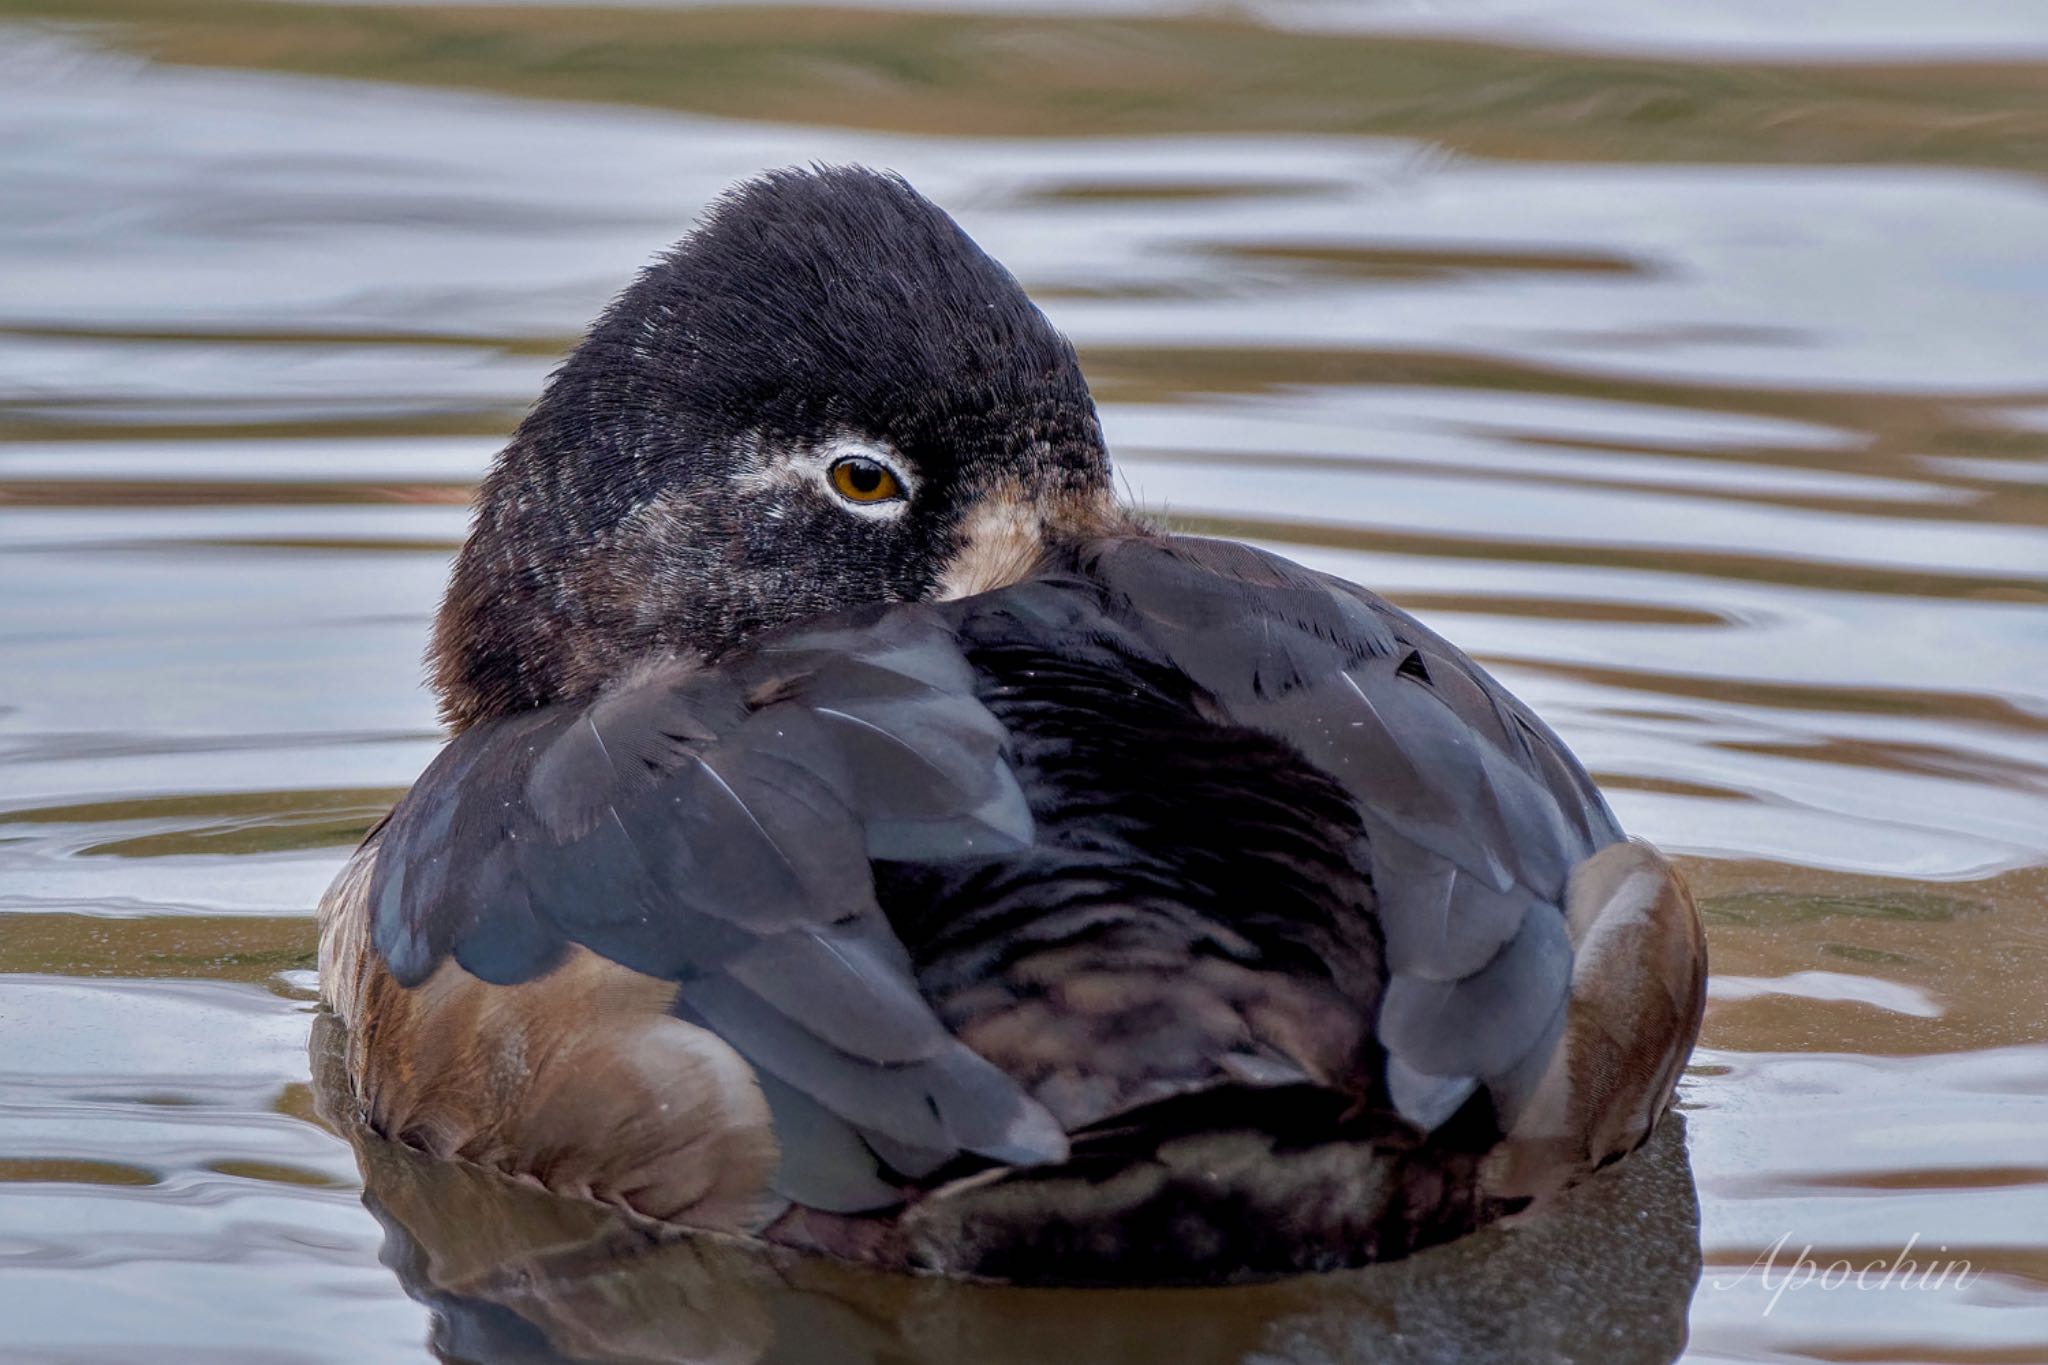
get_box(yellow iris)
[829,456,903,504]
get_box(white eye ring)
[816,439,914,519]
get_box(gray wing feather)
[1088,536,1621,1131]
[368,606,1065,1212]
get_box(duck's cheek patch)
[934,487,1047,599]
[935,485,1132,601]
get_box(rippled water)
[2,3,2046,1361]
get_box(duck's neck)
[428,424,643,732]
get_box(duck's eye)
[828,456,904,505]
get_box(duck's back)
[318,534,1702,1283]
[914,536,1619,1128]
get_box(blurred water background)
[2,2,2046,1361]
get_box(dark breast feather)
[878,573,1386,1133]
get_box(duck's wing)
[1080,534,1625,1132]
[365,605,1067,1213]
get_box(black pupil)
[845,461,884,494]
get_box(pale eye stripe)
[729,432,917,516]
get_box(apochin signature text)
[1713,1233,1981,1315]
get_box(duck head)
[432,166,1124,731]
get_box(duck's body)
[319,168,1703,1285]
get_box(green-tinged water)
[2,4,2045,1361]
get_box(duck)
[317,165,1705,1287]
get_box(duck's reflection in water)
[313,1018,1700,1365]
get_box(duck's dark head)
[431,166,1126,731]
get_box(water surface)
[2,3,2045,1361]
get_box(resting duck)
[318,166,1705,1286]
